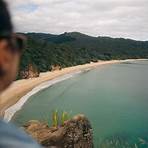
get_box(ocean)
[12,60,148,147]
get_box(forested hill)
[20,32,148,73]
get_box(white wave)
[4,71,82,122]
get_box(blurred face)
[0,39,20,92]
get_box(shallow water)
[13,60,148,147]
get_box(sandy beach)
[0,59,145,118]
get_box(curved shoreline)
[1,59,147,121]
[4,71,82,122]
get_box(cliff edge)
[23,114,93,148]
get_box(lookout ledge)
[23,114,93,148]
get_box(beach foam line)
[3,59,148,122]
[4,70,82,122]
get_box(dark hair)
[0,0,13,36]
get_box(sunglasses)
[0,33,27,53]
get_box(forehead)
[0,39,10,50]
[0,40,8,53]
[0,39,8,44]
[0,39,15,56]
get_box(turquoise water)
[13,60,148,147]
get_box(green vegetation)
[61,111,69,125]
[98,136,148,148]
[52,110,58,127]
[51,110,71,127]
[19,32,148,76]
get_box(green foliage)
[52,110,58,127]
[61,111,69,125]
[98,136,148,148]
[51,110,71,127]
[19,32,148,75]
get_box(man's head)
[0,0,25,92]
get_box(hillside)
[19,32,148,77]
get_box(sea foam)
[4,71,82,122]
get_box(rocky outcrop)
[51,65,61,71]
[23,114,93,148]
[20,64,40,79]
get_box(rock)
[24,114,93,148]
[20,64,40,79]
[51,65,62,71]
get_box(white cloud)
[5,0,148,40]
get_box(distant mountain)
[18,32,148,77]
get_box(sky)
[6,0,148,40]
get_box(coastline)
[0,59,146,121]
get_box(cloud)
[6,0,148,40]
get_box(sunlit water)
[13,60,148,147]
